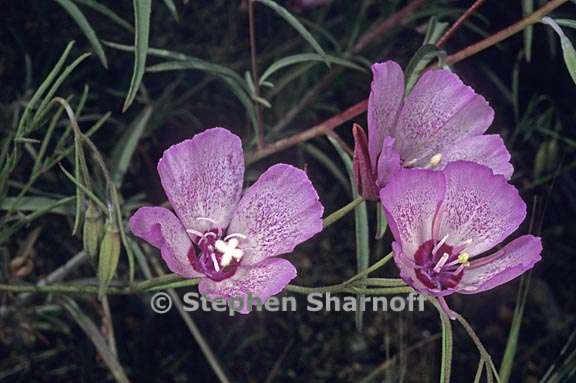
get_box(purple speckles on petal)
[129,128,324,309]
[228,164,324,265]
[359,60,510,191]
[381,161,542,298]
[157,127,244,233]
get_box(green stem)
[323,196,364,228]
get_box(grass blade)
[543,17,576,86]
[259,53,365,85]
[62,298,130,383]
[327,136,369,331]
[110,105,153,186]
[522,0,534,61]
[161,0,179,21]
[53,0,108,68]
[74,0,134,32]
[255,0,328,60]
[499,274,531,383]
[122,0,151,112]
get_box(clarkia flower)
[380,161,542,316]
[354,61,514,200]
[129,128,324,312]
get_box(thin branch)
[436,0,486,48]
[270,0,425,134]
[446,0,569,64]
[249,0,569,164]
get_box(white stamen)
[211,253,221,272]
[224,233,247,241]
[428,153,442,167]
[216,237,245,268]
[433,252,450,273]
[432,234,450,256]
[404,158,418,167]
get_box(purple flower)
[380,161,542,316]
[354,61,513,200]
[129,128,324,312]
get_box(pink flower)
[129,128,324,312]
[354,61,513,200]
[380,161,542,316]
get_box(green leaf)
[556,18,576,30]
[74,0,134,32]
[0,197,73,215]
[404,44,447,91]
[254,0,328,60]
[499,274,531,383]
[122,0,151,112]
[161,0,179,21]
[543,17,576,86]
[110,105,153,186]
[259,53,365,85]
[327,136,369,332]
[423,16,449,46]
[522,0,534,61]
[61,298,130,383]
[53,0,108,68]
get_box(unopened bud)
[83,201,103,260]
[97,219,121,299]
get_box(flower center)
[185,218,247,281]
[413,235,471,291]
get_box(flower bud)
[83,201,103,260]
[97,219,121,299]
[352,123,379,200]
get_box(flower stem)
[323,196,364,228]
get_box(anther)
[432,234,449,256]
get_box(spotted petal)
[380,168,446,262]
[458,235,542,294]
[367,61,405,168]
[129,207,200,278]
[228,164,324,265]
[157,128,244,233]
[437,161,526,256]
[439,134,513,179]
[395,69,494,162]
[198,258,297,313]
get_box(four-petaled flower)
[380,160,542,317]
[354,61,514,200]
[129,128,324,313]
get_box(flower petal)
[198,258,297,313]
[458,235,542,294]
[437,161,526,256]
[375,136,402,188]
[368,61,405,168]
[157,128,244,233]
[395,69,494,162]
[380,168,446,259]
[129,207,200,278]
[439,134,513,179]
[228,164,324,265]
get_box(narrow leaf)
[110,105,153,186]
[255,0,328,60]
[543,17,576,86]
[122,0,151,112]
[53,0,108,68]
[522,0,534,61]
[260,53,365,84]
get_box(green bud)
[83,201,103,260]
[97,219,121,299]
